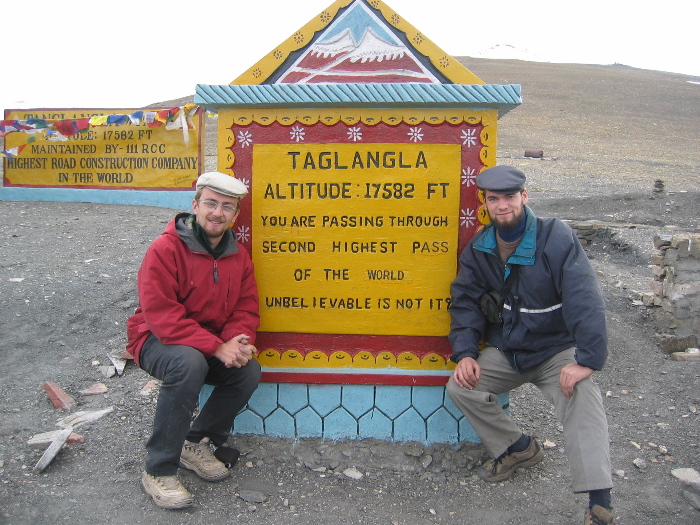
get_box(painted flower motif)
[461,128,478,147]
[236,224,250,244]
[347,126,363,141]
[237,130,252,148]
[461,167,477,186]
[407,127,424,142]
[460,208,476,228]
[290,125,305,142]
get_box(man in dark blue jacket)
[447,165,615,525]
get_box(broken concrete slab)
[107,355,126,376]
[42,382,75,410]
[57,407,113,429]
[33,426,73,473]
[99,365,116,378]
[28,430,84,447]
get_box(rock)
[140,380,160,395]
[33,426,73,473]
[238,490,266,503]
[420,455,433,469]
[79,383,108,396]
[343,467,363,480]
[403,442,423,457]
[42,382,75,410]
[27,430,84,447]
[682,489,700,510]
[671,468,700,489]
[671,349,700,361]
[99,365,116,378]
[107,355,127,376]
[56,407,114,429]
[543,440,557,449]
[633,458,648,470]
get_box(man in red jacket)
[127,172,261,509]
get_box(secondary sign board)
[3,108,203,189]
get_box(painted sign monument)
[196,0,521,441]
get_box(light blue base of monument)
[0,187,193,210]
[200,383,509,444]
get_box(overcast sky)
[2,0,697,113]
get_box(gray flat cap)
[476,165,526,193]
[196,172,248,199]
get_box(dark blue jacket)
[448,206,608,372]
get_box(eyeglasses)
[197,199,239,213]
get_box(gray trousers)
[139,333,261,477]
[446,346,612,493]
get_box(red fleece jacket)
[126,215,259,367]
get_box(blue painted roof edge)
[195,83,522,118]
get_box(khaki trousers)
[446,346,612,492]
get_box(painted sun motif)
[235,225,250,244]
[257,349,281,367]
[237,130,252,147]
[352,351,377,368]
[461,167,476,186]
[407,127,423,142]
[461,128,478,147]
[290,125,305,142]
[347,126,363,141]
[460,208,476,228]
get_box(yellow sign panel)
[3,109,202,189]
[253,143,460,336]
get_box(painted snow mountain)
[276,27,441,84]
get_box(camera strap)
[500,264,520,311]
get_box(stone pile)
[564,220,600,247]
[645,233,700,356]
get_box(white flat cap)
[196,172,248,199]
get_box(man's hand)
[214,334,258,368]
[451,357,480,389]
[559,363,594,399]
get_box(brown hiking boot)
[180,437,230,481]
[478,437,544,482]
[141,472,193,509]
[584,505,616,524]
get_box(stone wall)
[646,234,700,352]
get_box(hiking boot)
[584,505,616,524]
[141,471,193,509]
[478,437,544,482]
[180,437,230,481]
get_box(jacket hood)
[169,212,240,257]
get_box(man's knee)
[240,358,262,391]
[167,347,209,384]
[446,376,461,400]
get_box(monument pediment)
[231,0,484,86]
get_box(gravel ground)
[1,58,699,524]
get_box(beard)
[488,207,525,231]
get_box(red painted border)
[230,118,484,384]
[261,371,450,386]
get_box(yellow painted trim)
[371,0,483,84]
[233,0,352,85]
[219,108,494,127]
[255,348,455,371]
[231,0,483,85]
